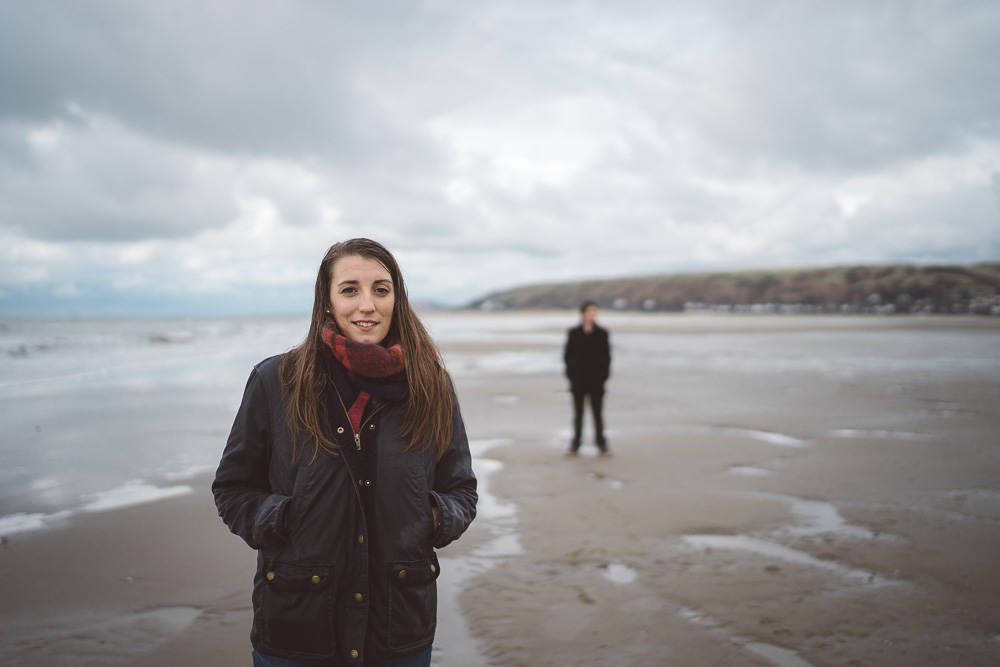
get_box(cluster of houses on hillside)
[680,293,1000,315]
[479,293,1000,315]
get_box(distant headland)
[469,263,1000,315]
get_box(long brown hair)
[280,238,453,460]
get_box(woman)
[214,238,478,666]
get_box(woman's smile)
[351,319,381,333]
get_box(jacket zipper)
[357,405,386,450]
[330,384,386,451]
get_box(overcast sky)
[1,0,998,315]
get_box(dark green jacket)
[214,354,477,665]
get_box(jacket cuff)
[428,491,444,544]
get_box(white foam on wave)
[0,510,72,536]
[423,311,568,343]
[729,466,775,477]
[673,424,811,448]
[828,429,932,441]
[720,427,811,448]
[444,350,562,377]
[493,394,520,406]
[81,479,193,513]
[468,438,509,460]
[0,480,193,537]
[162,463,219,482]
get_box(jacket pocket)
[386,554,440,650]
[261,560,336,657]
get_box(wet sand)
[2,314,999,666]
[458,314,1000,666]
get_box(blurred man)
[563,300,611,456]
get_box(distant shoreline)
[470,261,1000,315]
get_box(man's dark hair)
[580,300,597,313]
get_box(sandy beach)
[1,313,999,666]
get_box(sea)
[1,311,998,538]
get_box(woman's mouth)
[353,320,379,329]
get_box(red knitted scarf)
[321,319,406,431]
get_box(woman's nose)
[358,292,375,312]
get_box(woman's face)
[328,254,395,344]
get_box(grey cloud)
[4,1,998,174]
[0,1,443,166]
[0,115,237,241]
[671,1,1000,170]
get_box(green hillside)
[470,263,1000,315]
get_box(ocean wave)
[0,510,74,537]
[162,463,219,482]
[0,480,192,538]
[827,428,932,441]
[80,479,193,513]
[671,424,812,448]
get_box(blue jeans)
[252,646,432,667]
